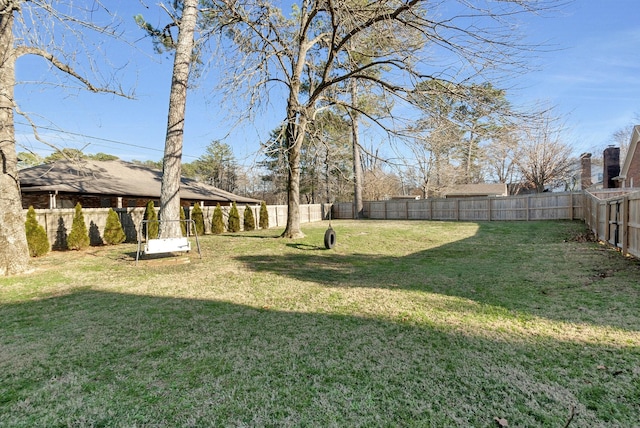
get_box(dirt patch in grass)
[565,229,597,243]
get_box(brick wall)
[625,143,640,188]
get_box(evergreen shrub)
[144,200,159,239]
[228,202,240,232]
[192,203,205,236]
[212,203,225,234]
[259,201,269,229]
[180,206,187,236]
[67,203,90,250]
[103,208,126,245]
[244,205,255,231]
[25,206,50,257]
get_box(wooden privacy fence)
[30,203,331,247]
[23,191,640,259]
[584,190,640,259]
[332,192,584,222]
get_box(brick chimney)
[580,153,592,189]
[603,146,620,189]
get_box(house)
[615,125,640,189]
[19,159,261,209]
[442,183,508,198]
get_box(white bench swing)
[136,219,201,265]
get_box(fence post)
[595,197,600,237]
[622,195,629,255]
[569,194,574,220]
[604,200,611,243]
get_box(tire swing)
[324,226,336,249]
[323,203,336,249]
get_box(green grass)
[1,220,639,427]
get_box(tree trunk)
[159,0,198,239]
[281,117,306,238]
[0,7,30,275]
[350,79,363,219]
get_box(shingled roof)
[443,183,508,198]
[19,159,260,204]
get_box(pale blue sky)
[14,1,640,166]
[517,0,640,152]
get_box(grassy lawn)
[1,220,639,427]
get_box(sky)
[13,0,640,167]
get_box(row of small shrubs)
[25,203,126,257]
[26,200,270,257]
[145,200,269,237]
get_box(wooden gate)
[607,198,623,248]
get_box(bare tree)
[215,0,560,237]
[452,84,510,184]
[0,1,129,275]
[484,124,522,194]
[515,113,574,193]
[0,1,27,276]
[362,166,403,201]
[609,113,640,162]
[407,80,463,197]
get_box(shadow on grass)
[1,288,637,427]
[286,243,325,251]
[223,233,282,239]
[234,221,640,332]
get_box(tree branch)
[14,104,84,163]
[14,46,133,98]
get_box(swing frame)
[136,219,201,265]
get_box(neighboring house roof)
[19,159,260,204]
[618,125,640,186]
[443,183,508,198]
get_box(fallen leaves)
[494,416,508,427]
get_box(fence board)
[491,196,528,221]
[626,193,640,258]
[584,190,640,259]
[408,200,431,220]
[333,192,583,223]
